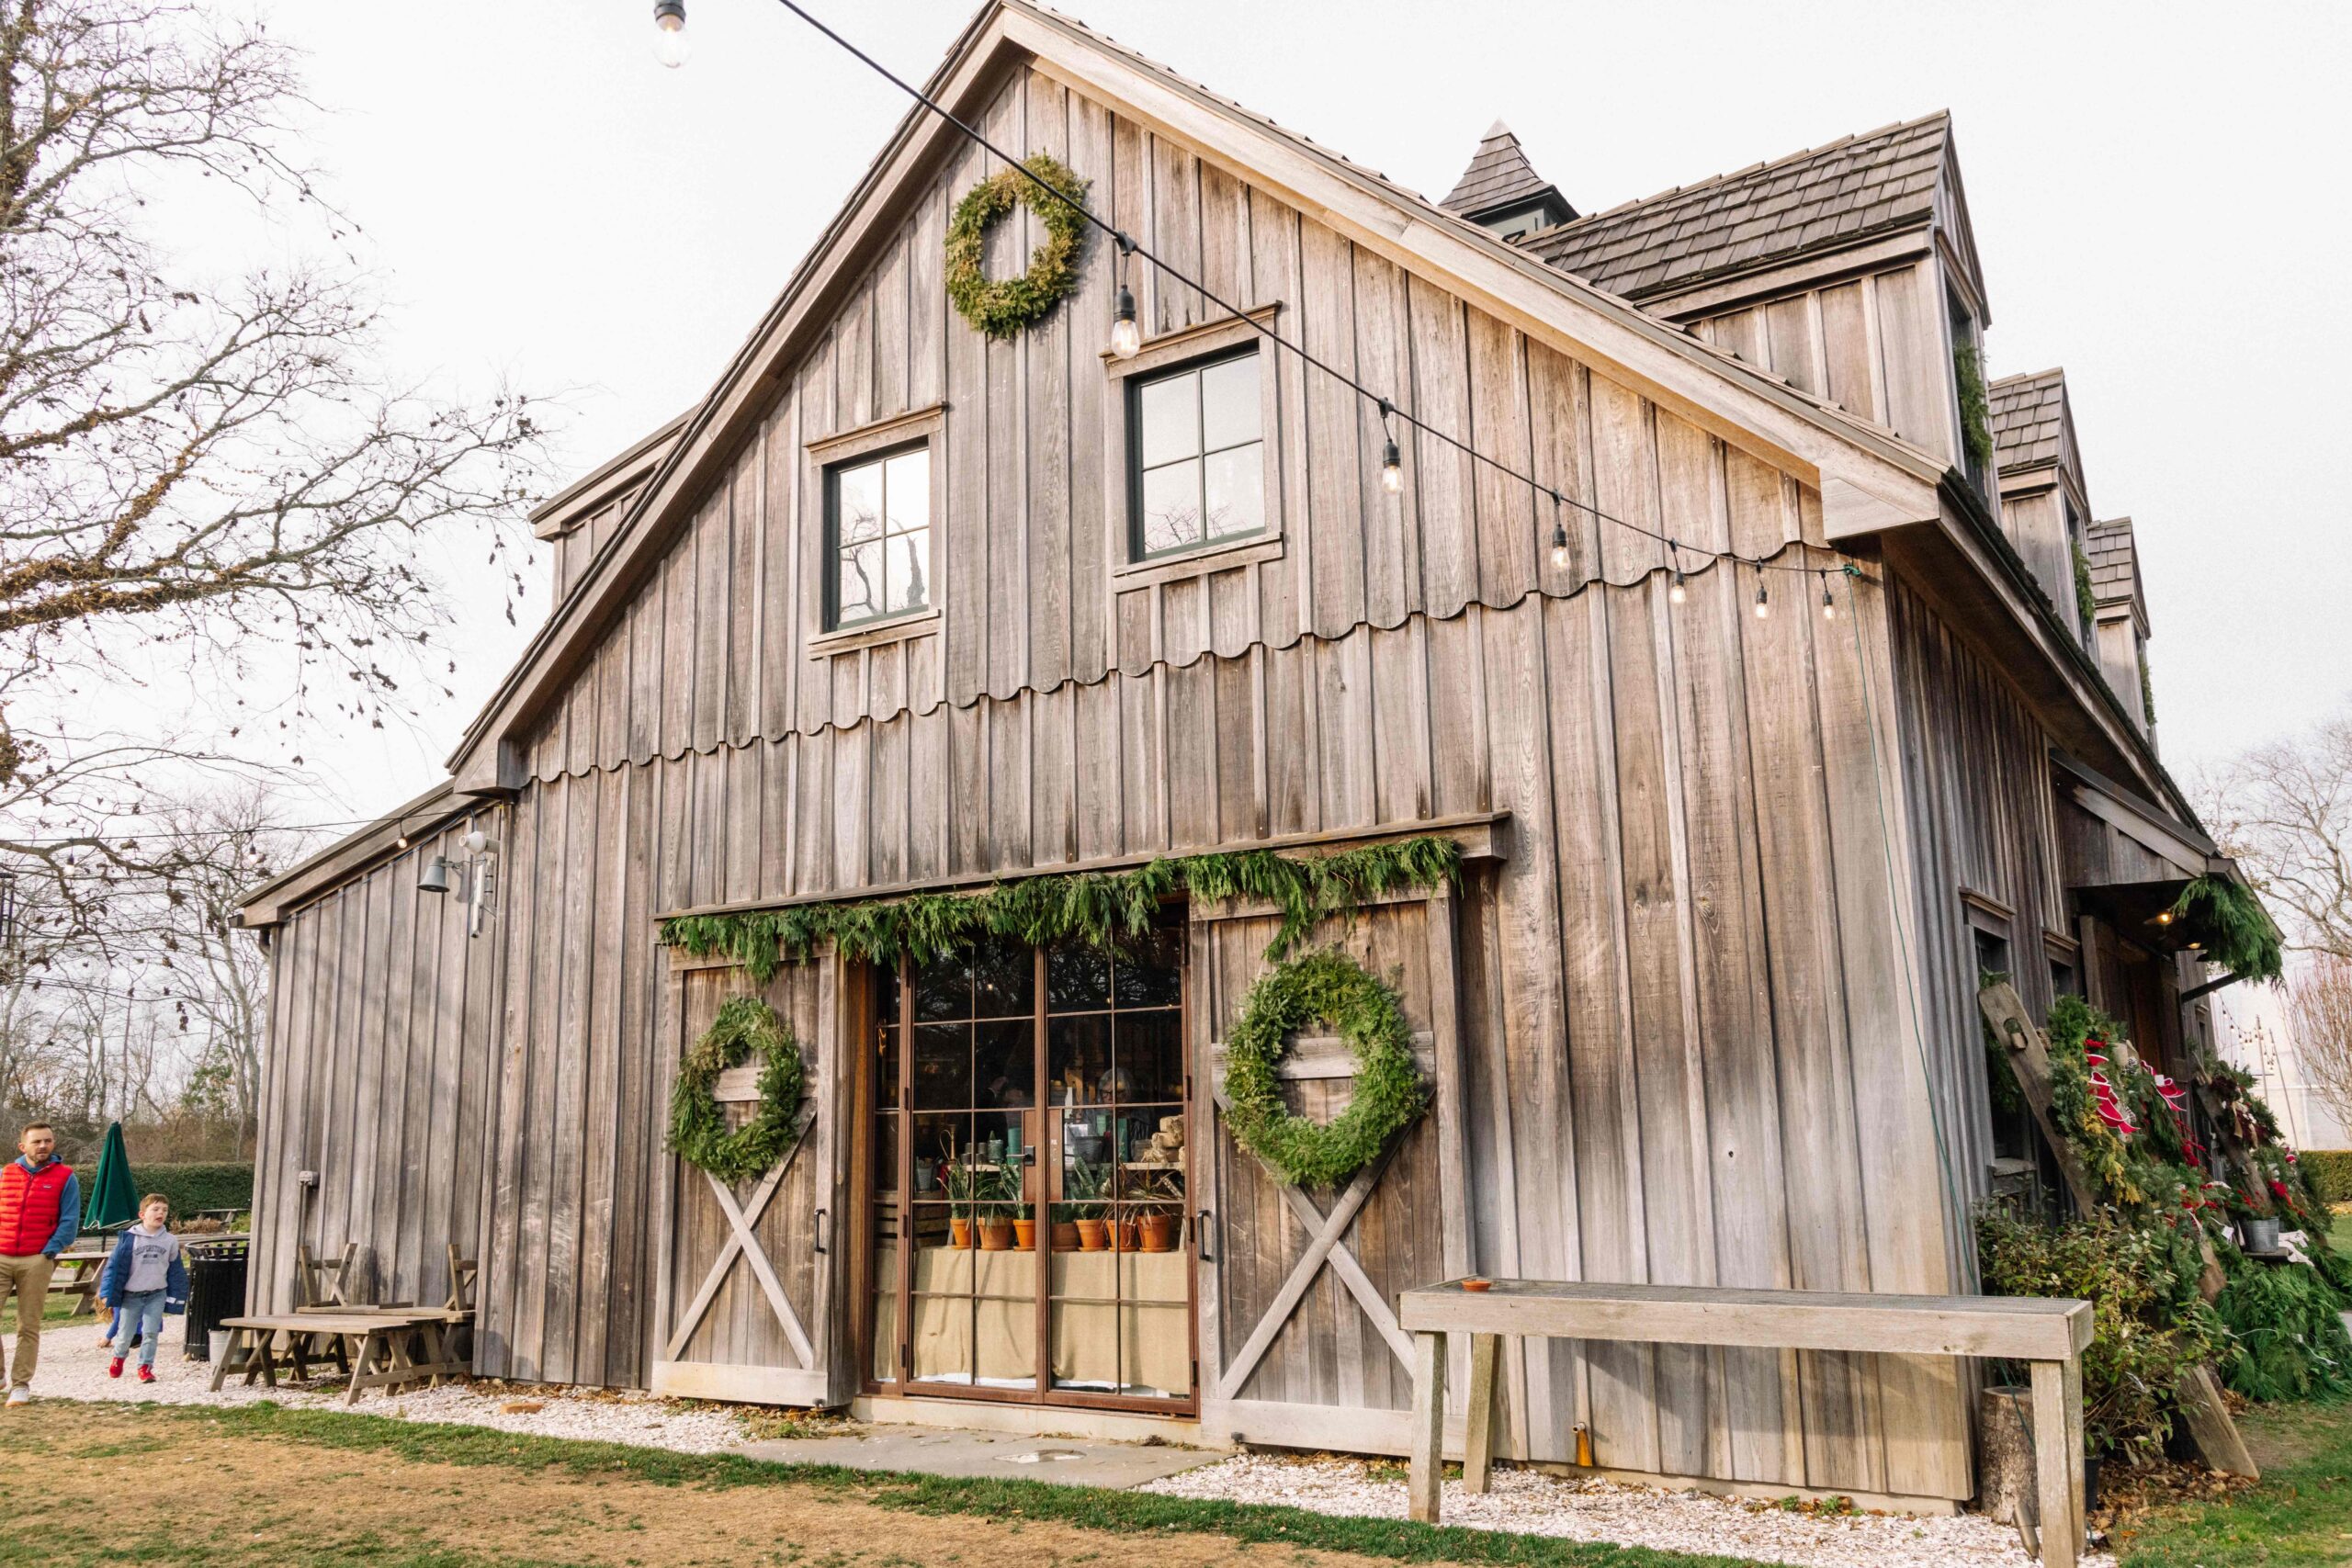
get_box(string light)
[1108,232,1140,359]
[1754,582,1770,620]
[653,0,690,67]
[1667,541,1687,604]
[1547,492,1570,570]
[1821,573,1836,621]
[1378,400,1403,494]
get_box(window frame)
[804,403,947,656]
[1102,306,1284,588]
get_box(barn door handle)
[1196,1208,1216,1264]
[813,1208,829,1255]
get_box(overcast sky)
[255,0,2351,823]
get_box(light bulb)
[1668,570,1687,605]
[1821,581,1836,620]
[1109,286,1140,359]
[654,2,690,68]
[1754,583,1770,619]
[1380,437,1402,493]
[1549,522,1570,570]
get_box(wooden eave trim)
[652,809,1512,923]
[232,784,475,930]
[1002,8,1947,488]
[448,2,1952,790]
[1636,225,1935,321]
[2047,750,2221,877]
[803,400,949,463]
[527,410,692,537]
[1959,887,2017,927]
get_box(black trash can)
[183,1238,250,1361]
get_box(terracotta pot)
[1012,1219,1037,1251]
[978,1219,1014,1251]
[1139,1212,1179,1253]
[949,1218,973,1249]
[1051,1221,1081,1250]
[1117,1218,1142,1252]
[1075,1218,1109,1251]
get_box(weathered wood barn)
[236,0,2244,1508]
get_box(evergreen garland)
[2170,874,2284,984]
[1220,948,1427,1188]
[661,835,1462,985]
[1953,339,1995,476]
[944,153,1091,340]
[2071,543,2098,631]
[668,996,807,1184]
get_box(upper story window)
[1950,292,1993,496]
[1129,347,1264,559]
[827,444,930,629]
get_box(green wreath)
[944,152,1091,340]
[1221,949,1427,1188]
[668,996,807,1184]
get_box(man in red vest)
[1,1122,81,1404]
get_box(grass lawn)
[0,1401,1764,1568]
[2115,1398,2352,1565]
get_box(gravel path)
[15,1327,2109,1566]
[1141,1454,2117,1568]
[5,1326,752,1453]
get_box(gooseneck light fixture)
[654,0,691,67]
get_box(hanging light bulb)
[1109,284,1140,359]
[1668,567,1687,605]
[653,0,691,68]
[1377,400,1402,493]
[1547,492,1571,570]
[1821,574,1837,620]
[1754,581,1770,619]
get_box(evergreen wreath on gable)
[944,152,1091,340]
[668,996,807,1184]
[1220,948,1427,1188]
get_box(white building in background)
[2220,976,2350,1152]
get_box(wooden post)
[1464,1332,1499,1494]
[2029,1356,2082,1568]
[2175,1364,2258,1478]
[1408,1331,1447,1524]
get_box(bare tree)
[2200,707,2352,962]
[0,0,542,948]
[2283,956,2352,1136]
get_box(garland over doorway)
[659,834,1463,984]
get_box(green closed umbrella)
[84,1121,140,1232]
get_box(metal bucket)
[209,1329,230,1364]
[2242,1216,2282,1253]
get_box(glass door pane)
[1046,920,1193,1399]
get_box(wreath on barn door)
[944,152,1091,340]
[1220,949,1427,1188]
[668,996,807,1184]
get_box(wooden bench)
[1399,1279,2095,1568]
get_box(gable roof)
[1524,111,1954,306]
[1989,367,2089,507]
[1441,121,1574,225]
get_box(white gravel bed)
[1142,1454,2116,1568]
[4,1325,753,1453]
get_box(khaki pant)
[0,1253,55,1390]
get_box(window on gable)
[827,443,930,630]
[1129,347,1264,559]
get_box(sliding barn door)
[1193,886,1473,1451]
[651,949,853,1406]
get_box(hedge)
[94,1161,254,1223]
[2304,1150,2352,1207]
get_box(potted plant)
[978,1163,1016,1251]
[1069,1159,1110,1251]
[1136,1170,1182,1253]
[941,1144,978,1249]
[1049,1202,1081,1251]
[1011,1164,1037,1251]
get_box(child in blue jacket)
[97,1194,187,1382]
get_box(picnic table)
[48,1247,108,1317]
[209,1311,469,1404]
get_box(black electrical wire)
[752,0,1838,575]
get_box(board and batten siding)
[250,61,2012,1500]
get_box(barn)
[235,0,2245,1510]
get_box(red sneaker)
[107,1358,123,1380]
[136,1365,154,1384]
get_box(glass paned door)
[865,919,1194,1410]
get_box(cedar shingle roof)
[1989,368,2065,472]
[1524,111,1951,302]
[2086,518,2142,609]
[1442,121,1574,224]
